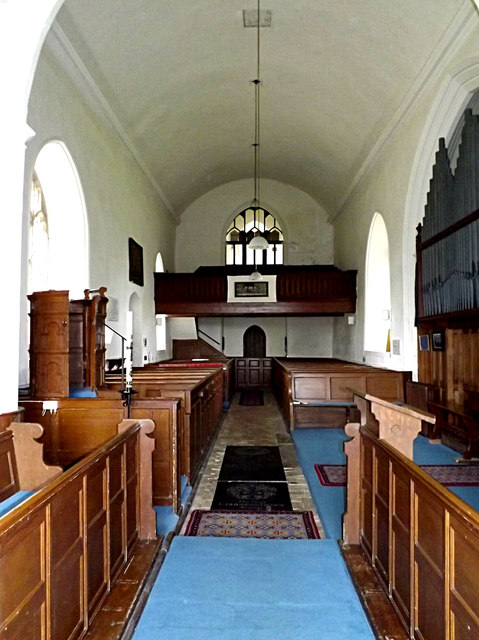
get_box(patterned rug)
[315,463,479,487]
[211,481,292,511]
[183,510,320,539]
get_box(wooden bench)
[20,395,183,513]
[102,366,224,485]
[0,423,62,515]
[272,358,411,430]
[428,394,479,460]
[0,419,156,640]
[341,395,479,638]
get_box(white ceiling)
[48,0,473,220]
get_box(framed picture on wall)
[419,334,429,351]
[431,331,445,351]
[128,237,144,286]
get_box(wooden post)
[342,421,361,545]
[119,418,157,540]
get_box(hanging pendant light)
[247,0,269,277]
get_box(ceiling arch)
[44,0,472,219]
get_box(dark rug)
[239,389,264,406]
[184,510,320,539]
[218,445,286,482]
[211,481,292,511]
[315,463,479,487]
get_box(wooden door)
[243,325,266,358]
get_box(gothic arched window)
[225,207,283,266]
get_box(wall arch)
[29,140,89,297]
[0,0,68,412]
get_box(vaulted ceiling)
[47,0,471,221]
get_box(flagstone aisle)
[181,390,324,536]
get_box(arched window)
[28,141,88,297]
[155,251,166,351]
[364,213,391,353]
[225,207,283,266]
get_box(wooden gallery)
[1,3,479,640]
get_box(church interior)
[2,1,479,638]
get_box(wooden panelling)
[390,463,411,629]
[347,397,479,640]
[272,358,410,430]
[0,421,154,640]
[20,398,125,467]
[130,399,181,510]
[154,267,357,316]
[28,290,70,399]
[235,358,271,389]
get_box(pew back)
[0,421,155,640]
[343,395,479,639]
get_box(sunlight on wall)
[155,251,166,351]
[364,212,391,354]
[30,141,88,297]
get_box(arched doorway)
[235,325,271,389]
[243,325,266,358]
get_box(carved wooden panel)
[390,462,411,630]
[374,446,390,589]
[0,510,46,639]
[235,358,271,389]
[86,459,109,618]
[28,290,70,399]
[50,478,84,640]
[449,514,479,638]
[414,483,445,639]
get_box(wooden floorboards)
[341,543,409,640]
[85,538,163,640]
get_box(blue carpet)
[293,429,479,541]
[131,537,375,640]
[155,475,193,537]
[413,435,479,511]
[292,429,347,540]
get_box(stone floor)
[182,389,325,536]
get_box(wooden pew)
[0,419,156,640]
[20,395,183,514]
[341,394,479,639]
[272,358,411,430]
[428,390,479,460]
[0,423,61,509]
[20,397,125,466]
[102,366,224,485]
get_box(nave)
[122,391,406,640]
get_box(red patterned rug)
[183,510,320,539]
[315,463,479,487]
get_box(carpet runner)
[184,510,320,539]
[315,463,479,486]
[239,389,264,405]
[218,445,286,481]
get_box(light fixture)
[247,0,269,278]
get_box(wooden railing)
[154,267,357,316]
[343,394,479,639]
[0,419,156,640]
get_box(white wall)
[21,39,177,384]
[207,316,332,359]
[175,179,333,271]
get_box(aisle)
[182,390,323,535]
